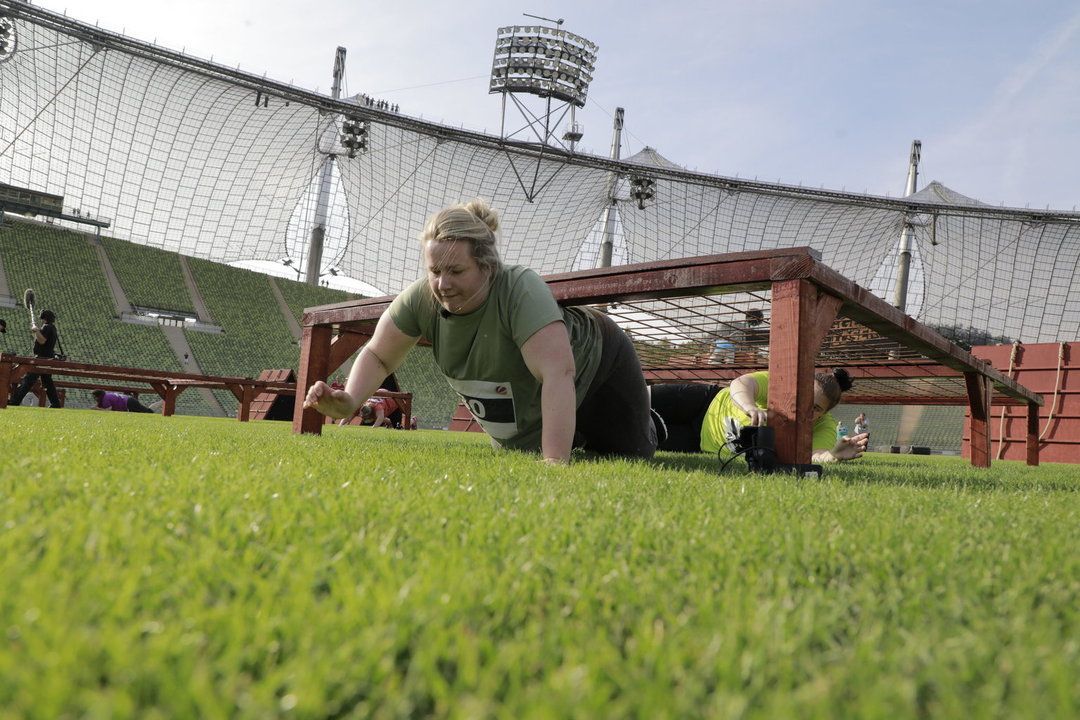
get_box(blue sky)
[33,0,1080,209]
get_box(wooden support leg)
[293,324,333,435]
[238,384,254,422]
[163,387,179,417]
[1026,401,1040,467]
[964,371,992,468]
[328,329,371,374]
[0,360,10,409]
[767,279,843,465]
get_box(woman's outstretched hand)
[744,407,769,427]
[831,432,869,460]
[303,381,356,420]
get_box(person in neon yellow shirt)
[651,369,868,463]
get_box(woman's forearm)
[336,347,392,418]
[540,374,576,463]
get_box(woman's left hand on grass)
[832,432,869,460]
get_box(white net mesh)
[2,3,1079,345]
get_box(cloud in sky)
[25,0,1080,209]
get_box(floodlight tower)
[893,139,921,310]
[489,17,598,163]
[305,47,346,286]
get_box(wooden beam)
[1027,401,1040,467]
[965,371,992,468]
[238,384,254,422]
[767,279,843,464]
[643,362,970,386]
[293,324,333,435]
[162,387,178,417]
[809,263,1041,406]
[328,328,372,375]
[51,380,150,395]
[303,249,822,326]
[0,359,10,409]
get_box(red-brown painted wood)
[293,324,333,435]
[0,359,10,409]
[965,371,992,468]
[293,252,1043,467]
[767,279,843,464]
[328,329,373,374]
[1027,401,1040,467]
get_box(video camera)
[729,425,823,478]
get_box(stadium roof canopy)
[1,1,1079,343]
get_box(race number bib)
[446,378,517,439]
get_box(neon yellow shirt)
[700,371,837,454]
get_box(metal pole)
[305,46,346,286]
[568,106,577,152]
[893,139,921,310]
[598,107,624,268]
[500,91,507,139]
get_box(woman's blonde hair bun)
[463,198,499,234]
[421,198,503,276]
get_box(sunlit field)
[2,408,1078,718]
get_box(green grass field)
[2,408,1078,719]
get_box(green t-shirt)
[700,371,837,454]
[389,265,602,451]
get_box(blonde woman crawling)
[304,199,657,464]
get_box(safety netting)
[2,1,1079,349]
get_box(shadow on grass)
[575,446,1080,493]
[830,454,1080,493]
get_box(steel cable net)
[600,291,978,403]
[2,2,1079,359]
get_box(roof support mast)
[599,107,624,268]
[305,46,346,286]
[893,139,921,310]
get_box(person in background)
[91,389,157,413]
[9,309,61,408]
[304,198,656,463]
[355,396,399,428]
[651,369,868,463]
[853,412,869,441]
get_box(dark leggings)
[10,372,61,408]
[380,374,403,427]
[126,396,155,413]
[650,383,721,453]
[574,311,657,458]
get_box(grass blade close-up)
[1,407,1078,718]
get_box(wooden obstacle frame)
[292,248,1043,468]
[1,359,416,429]
[1,356,295,420]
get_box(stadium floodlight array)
[2,1,1080,346]
[489,25,597,107]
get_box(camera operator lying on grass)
[650,369,869,463]
[304,199,657,464]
